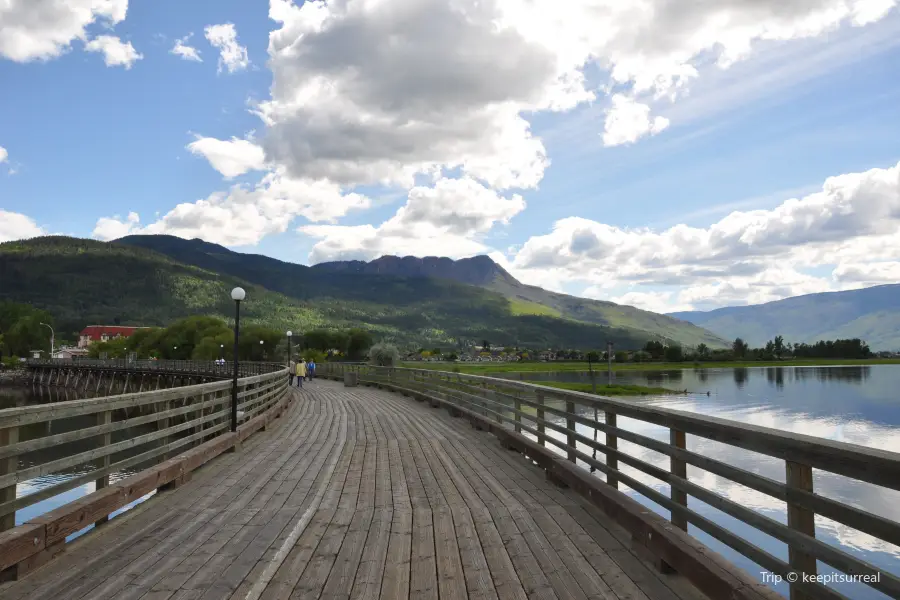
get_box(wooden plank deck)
[0,380,710,600]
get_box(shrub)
[1,355,21,369]
[368,343,400,367]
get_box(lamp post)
[607,341,613,385]
[231,287,245,432]
[220,344,224,360]
[39,322,54,358]
[287,331,293,371]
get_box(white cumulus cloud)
[204,23,249,74]
[171,33,202,62]
[0,146,7,163]
[505,159,900,310]
[187,136,266,179]
[0,0,128,62]
[602,94,670,147]
[92,169,371,247]
[302,177,526,263]
[92,211,141,241]
[84,35,142,69]
[0,210,44,242]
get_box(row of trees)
[84,316,377,362]
[639,336,872,363]
[729,336,872,360]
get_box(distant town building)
[78,326,149,348]
[53,347,89,359]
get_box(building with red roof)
[78,326,150,348]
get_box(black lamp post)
[287,331,293,371]
[231,287,245,432]
[220,344,224,360]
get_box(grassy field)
[507,298,561,317]
[404,357,900,374]
[536,381,683,396]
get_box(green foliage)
[664,345,684,362]
[300,349,327,363]
[1,355,21,369]
[643,340,665,359]
[369,343,400,367]
[0,235,716,351]
[0,301,54,357]
[614,350,628,362]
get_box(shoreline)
[404,358,900,374]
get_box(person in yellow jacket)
[295,360,306,387]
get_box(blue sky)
[2,1,900,314]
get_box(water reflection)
[734,367,749,388]
[490,365,900,600]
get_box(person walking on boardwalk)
[288,360,295,386]
[309,359,316,380]
[295,360,306,387]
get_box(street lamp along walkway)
[231,287,246,432]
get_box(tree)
[696,343,709,359]
[664,344,684,362]
[614,350,628,362]
[643,340,665,359]
[345,328,374,360]
[732,337,748,358]
[368,343,400,366]
[481,340,491,351]
[773,335,785,360]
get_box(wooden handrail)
[0,368,289,528]
[24,359,284,378]
[323,363,900,600]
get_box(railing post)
[514,391,521,433]
[605,411,618,489]
[536,390,545,447]
[670,428,687,531]
[566,400,576,463]
[786,460,817,600]
[158,399,171,463]
[0,424,19,531]
[95,410,112,526]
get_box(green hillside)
[484,275,726,348]
[1,236,692,350]
[670,285,900,350]
[118,234,726,349]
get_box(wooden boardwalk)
[0,380,709,600]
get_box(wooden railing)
[25,359,285,378]
[0,367,290,578]
[323,364,900,600]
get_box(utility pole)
[40,322,54,358]
[607,341,613,386]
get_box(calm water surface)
[491,365,900,600]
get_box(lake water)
[491,365,900,599]
[0,384,156,540]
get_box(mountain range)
[0,235,725,350]
[670,284,900,350]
